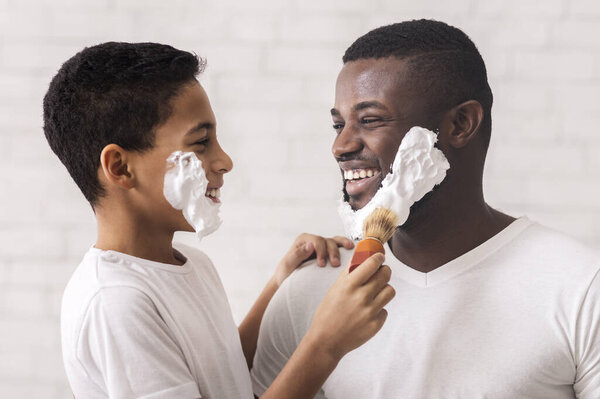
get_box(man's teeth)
[344,169,377,181]
[205,188,221,198]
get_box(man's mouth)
[205,187,221,203]
[343,168,381,197]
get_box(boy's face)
[130,80,233,233]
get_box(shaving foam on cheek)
[338,126,450,240]
[163,151,222,240]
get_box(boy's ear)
[445,100,484,149]
[99,144,135,190]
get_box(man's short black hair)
[343,19,493,146]
[43,42,203,208]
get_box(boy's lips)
[205,186,222,203]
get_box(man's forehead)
[334,58,414,107]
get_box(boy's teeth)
[367,170,373,177]
[206,188,221,198]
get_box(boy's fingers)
[364,265,392,297]
[325,238,341,266]
[374,308,389,330]
[372,284,396,309]
[284,241,313,268]
[312,238,328,267]
[346,253,385,285]
[333,236,355,249]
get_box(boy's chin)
[172,217,195,233]
[181,223,195,233]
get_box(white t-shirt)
[61,245,253,399]
[251,218,600,398]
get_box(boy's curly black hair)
[43,42,203,208]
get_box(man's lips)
[341,166,382,197]
[345,174,380,196]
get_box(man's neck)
[388,194,514,273]
[94,205,183,266]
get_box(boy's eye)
[194,138,209,147]
[332,123,344,133]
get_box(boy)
[43,42,395,398]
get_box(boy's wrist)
[301,329,345,367]
[267,274,281,290]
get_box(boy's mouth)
[205,187,221,203]
[342,168,381,197]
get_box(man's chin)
[347,195,374,211]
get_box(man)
[251,20,600,398]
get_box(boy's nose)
[213,144,233,174]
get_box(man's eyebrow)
[353,101,388,112]
[185,121,213,136]
[330,101,389,116]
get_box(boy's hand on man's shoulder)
[274,234,354,287]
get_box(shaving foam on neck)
[163,151,221,240]
[338,126,450,240]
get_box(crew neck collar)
[88,246,192,274]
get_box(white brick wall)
[2,0,600,396]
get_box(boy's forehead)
[155,81,216,143]
[170,82,214,126]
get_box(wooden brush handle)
[349,238,385,272]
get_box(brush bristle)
[362,207,398,243]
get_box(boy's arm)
[260,253,394,399]
[238,234,353,368]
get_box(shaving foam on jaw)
[163,151,221,240]
[338,126,450,240]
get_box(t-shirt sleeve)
[573,270,600,398]
[76,286,201,399]
[250,277,327,399]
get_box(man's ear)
[99,144,135,190]
[446,100,484,149]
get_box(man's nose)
[332,125,363,159]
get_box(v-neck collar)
[385,217,533,288]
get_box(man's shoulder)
[511,220,600,286]
[268,246,354,317]
[522,221,600,265]
[288,246,354,289]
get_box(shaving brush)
[349,208,398,272]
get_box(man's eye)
[361,117,381,124]
[332,123,344,132]
[194,139,209,146]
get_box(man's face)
[131,80,233,232]
[331,57,435,210]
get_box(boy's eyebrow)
[185,121,214,136]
